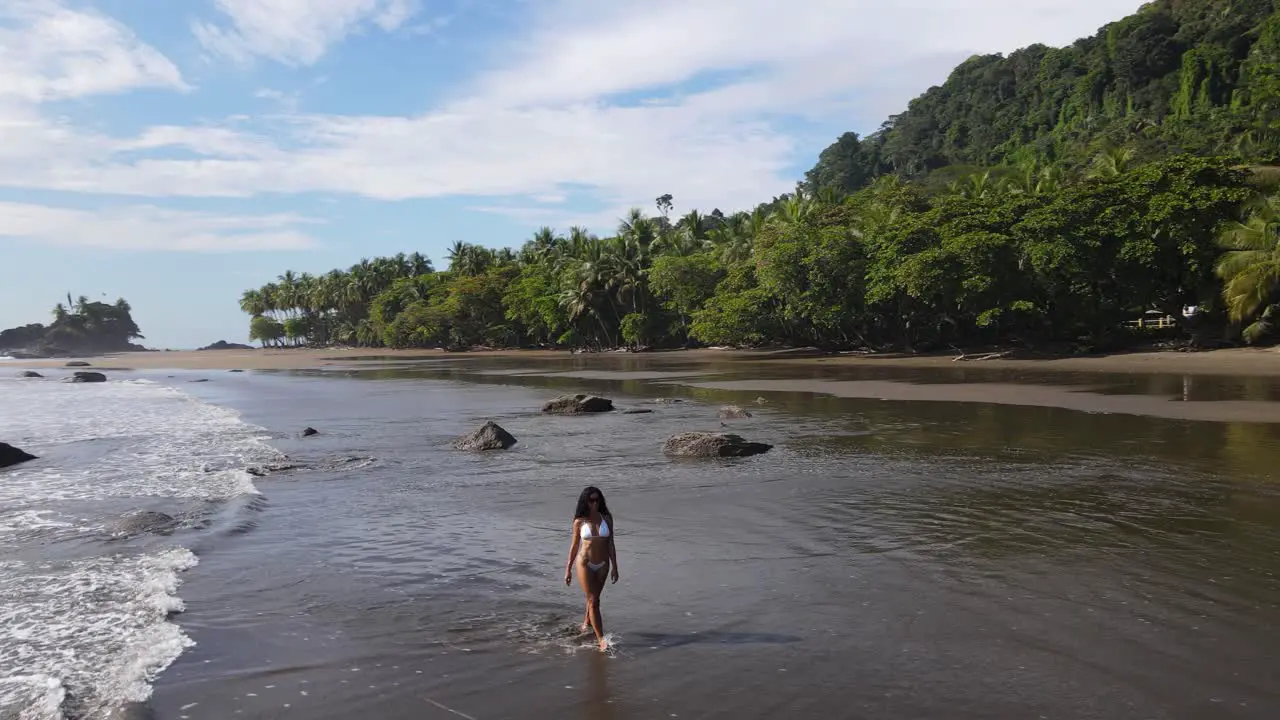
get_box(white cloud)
[0,202,319,251]
[467,0,1135,111]
[193,0,421,65]
[0,0,1146,235]
[0,0,187,102]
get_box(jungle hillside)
[239,0,1280,354]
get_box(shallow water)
[4,358,1280,719]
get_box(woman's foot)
[598,637,609,652]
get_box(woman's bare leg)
[575,560,609,650]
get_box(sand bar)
[4,345,1278,375]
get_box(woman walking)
[564,485,619,651]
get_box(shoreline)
[5,345,1279,376]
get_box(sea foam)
[0,377,278,718]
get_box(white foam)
[0,378,280,512]
[0,549,199,719]
[0,378,278,718]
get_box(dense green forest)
[240,0,1280,353]
[0,295,145,356]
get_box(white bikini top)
[579,515,610,539]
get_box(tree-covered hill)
[804,0,1280,194]
[0,295,146,357]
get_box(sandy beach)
[9,345,1280,376]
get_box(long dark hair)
[574,486,611,519]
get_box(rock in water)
[301,427,319,437]
[662,432,773,458]
[65,361,91,367]
[622,409,654,414]
[0,442,37,469]
[112,510,179,537]
[717,405,753,419]
[455,421,518,451]
[540,394,614,414]
[64,371,106,383]
[18,371,42,378]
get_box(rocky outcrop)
[541,394,615,414]
[301,427,319,437]
[1,442,37,469]
[454,421,518,451]
[17,371,42,378]
[64,371,106,383]
[111,511,179,537]
[662,432,773,458]
[246,455,375,476]
[198,340,255,351]
[246,461,301,476]
[717,405,753,419]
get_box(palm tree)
[1216,192,1280,343]
[1086,145,1136,179]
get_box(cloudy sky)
[0,0,1140,349]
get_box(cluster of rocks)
[451,393,773,458]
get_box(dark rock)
[454,421,517,451]
[17,371,42,378]
[541,394,615,414]
[623,409,654,415]
[64,371,106,383]
[65,361,91,367]
[652,398,683,404]
[189,379,209,383]
[717,405,753,419]
[301,427,319,437]
[1,442,37,469]
[246,455,373,476]
[111,511,178,537]
[662,432,773,458]
[246,462,301,476]
[229,369,244,373]
[198,340,255,351]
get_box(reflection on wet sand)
[677,377,1280,423]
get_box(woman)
[564,485,619,651]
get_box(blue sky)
[0,0,1141,349]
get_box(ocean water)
[0,376,281,719]
[4,360,1280,720]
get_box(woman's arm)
[564,519,581,584]
[607,514,619,583]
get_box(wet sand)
[9,345,1280,376]
[142,362,1280,720]
[674,378,1280,424]
[10,346,1280,425]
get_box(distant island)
[0,294,148,358]
[235,0,1280,357]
